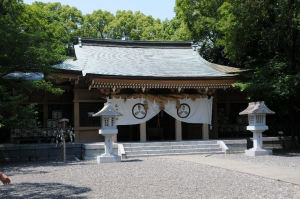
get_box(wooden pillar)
[202,124,209,139]
[212,97,219,139]
[175,120,182,141]
[140,122,146,142]
[43,103,48,128]
[225,103,230,118]
[74,101,80,142]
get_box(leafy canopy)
[0,0,68,129]
[176,0,300,118]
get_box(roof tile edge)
[77,37,192,48]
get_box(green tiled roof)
[54,38,238,78]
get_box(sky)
[23,0,176,20]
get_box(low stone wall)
[83,143,118,160]
[0,143,82,163]
[223,139,247,153]
[248,136,298,150]
[1,138,267,163]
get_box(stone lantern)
[239,101,275,156]
[93,102,121,163]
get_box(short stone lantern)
[239,101,275,156]
[93,102,121,163]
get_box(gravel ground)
[0,157,299,199]
[211,152,300,171]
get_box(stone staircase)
[123,140,224,158]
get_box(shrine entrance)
[146,111,175,141]
[117,124,140,142]
[182,123,203,140]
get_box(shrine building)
[39,37,247,142]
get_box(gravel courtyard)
[0,154,299,199]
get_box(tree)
[175,0,229,64]
[176,0,300,138]
[106,10,137,39]
[32,2,83,39]
[161,18,192,41]
[0,0,66,130]
[80,10,114,38]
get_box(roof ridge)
[77,37,192,48]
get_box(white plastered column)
[175,120,182,141]
[140,122,146,142]
[202,124,209,139]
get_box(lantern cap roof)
[93,102,119,117]
[239,101,275,115]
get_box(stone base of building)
[97,154,121,163]
[245,148,272,156]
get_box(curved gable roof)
[54,38,240,78]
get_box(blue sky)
[23,0,176,20]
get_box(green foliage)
[176,0,300,118]
[77,9,192,41]
[0,78,45,128]
[80,9,113,38]
[0,1,69,76]
[33,80,64,95]
[175,0,230,64]
[0,0,68,129]
[32,2,83,39]
[175,0,224,41]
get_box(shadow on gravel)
[272,149,300,157]
[0,169,49,177]
[121,159,143,163]
[0,161,89,176]
[272,152,300,157]
[0,161,85,177]
[0,182,91,198]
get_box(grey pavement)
[0,155,299,199]
[161,154,300,199]
[161,154,300,185]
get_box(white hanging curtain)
[108,98,160,125]
[108,97,213,125]
[164,97,213,124]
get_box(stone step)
[126,148,222,156]
[123,140,217,147]
[124,144,220,151]
[126,151,224,158]
[122,140,224,158]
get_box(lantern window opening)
[248,115,255,125]
[104,117,109,127]
[111,117,115,126]
[255,114,265,126]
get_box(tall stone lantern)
[239,101,275,156]
[93,102,121,163]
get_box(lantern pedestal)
[239,101,275,157]
[245,148,272,156]
[245,127,272,156]
[93,101,121,163]
[97,130,121,163]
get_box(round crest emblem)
[132,103,147,119]
[177,103,190,118]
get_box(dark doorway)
[146,111,175,141]
[182,123,202,140]
[117,124,140,142]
